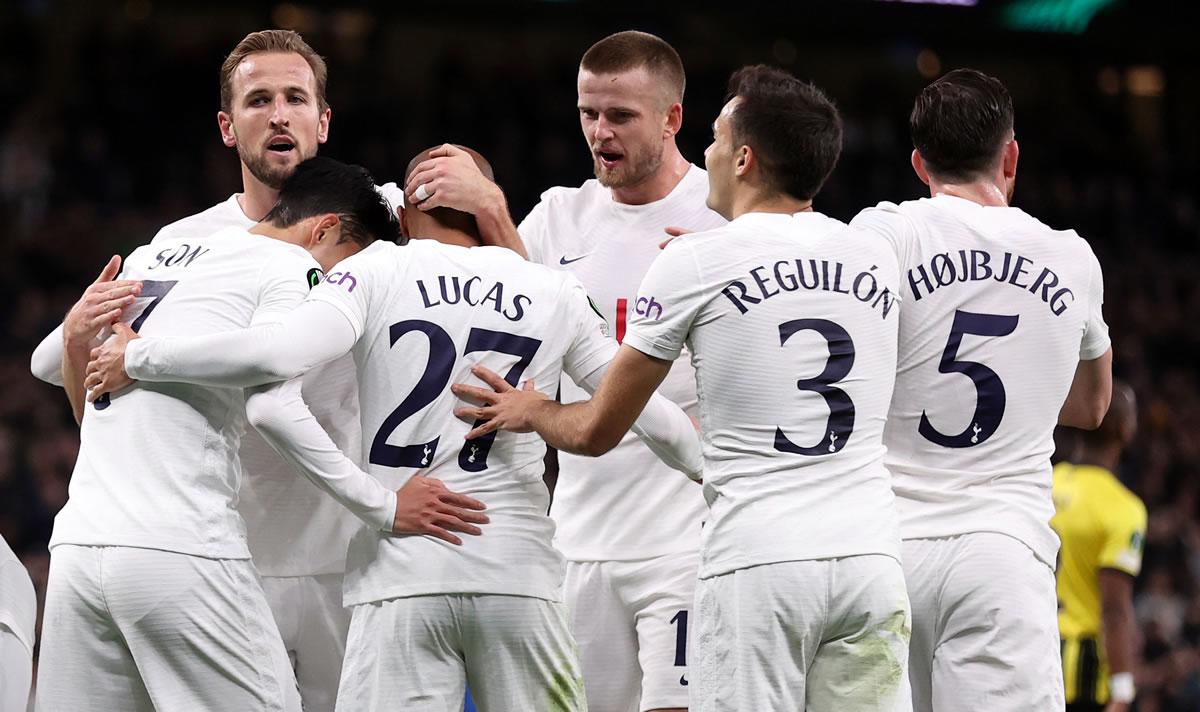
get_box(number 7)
[458,328,542,472]
[94,279,179,410]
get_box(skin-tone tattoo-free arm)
[1099,569,1137,712]
[452,344,674,458]
[1059,348,1113,430]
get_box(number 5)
[918,310,1018,448]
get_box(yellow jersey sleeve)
[1097,487,1147,577]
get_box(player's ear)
[317,107,331,145]
[313,213,340,245]
[218,111,237,148]
[398,206,411,240]
[664,101,683,138]
[734,144,752,178]
[1002,138,1019,179]
[911,150,932,186]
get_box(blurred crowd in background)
[0,1,1195,708]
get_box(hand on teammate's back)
[392,475,490,545]
[83,323,139,399]
[451,367,547,439]
[404,144,502,217]
[64,255,142,348]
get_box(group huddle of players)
[7,24,1123,712]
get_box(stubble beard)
[593,139,665,190]
[238,142,313,190]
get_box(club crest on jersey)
[306,267,324,290]
[324,270,358,293]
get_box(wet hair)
[220,30,329,113]
[264,156,400,246]
[726,65,842,201]
[580,30,685,105]
[910,68,1014,182]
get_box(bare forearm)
[1103,593,1137,674]
[475,194,527,258]
[527,399,622,456]
[62,339,91,424]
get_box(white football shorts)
[262,572,351,712]
[564,551,698,711]
[35,544,300,712]
[335,593,586,712]
[903,532,1064,712]
[693,554,912,712]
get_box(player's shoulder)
[1091,468,1147,517]
[151,195,251,244]
[532,180,607,213]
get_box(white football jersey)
[307,239,615,605]
[519,165,725,561]
[0,535,36,655]
[51,228,320,558]
[852,195,1110,566]
[626,212,904,579]
[151,193,381,576]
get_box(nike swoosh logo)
[679,674,689,686]
[559,253,591,265]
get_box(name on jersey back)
[907,249,1076,315]
[720,258,898,320]
[416,274,532,322]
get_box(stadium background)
[0,0,1196,708]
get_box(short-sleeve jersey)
[625,212,903,579]
[0,536,36,655]
[1051,462,1146,638]
[1052,462,1146,704]
[852,195,1110,566]
[307,239,615,605]
[51,228,320,559]
[519,165,725,561]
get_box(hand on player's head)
[392,474,490,546]
[451,367,546,439]
[83,323,140,402]
[403,144,498,214]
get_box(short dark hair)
[910,68,1014,182]
[264,157,399,246]
[580,31,685,105]
[726,65,842,202]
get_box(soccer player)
[453,65,912,712]
[405,31,724,712]
[28,30,493,710]
[82,168,703,712]
[849,68,1114,711]
[35,157,427,711]
[0,535,35,712]
[1052,383,1145,712]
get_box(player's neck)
[729,188,812,221]
[237,167,282,222]
[929,179,1008,208]
[608,146,690,206]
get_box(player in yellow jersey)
[1052,382,1146,712]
